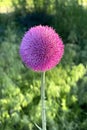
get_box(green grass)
[0,0,87,13]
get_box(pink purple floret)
[19,25,64,71]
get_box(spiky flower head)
[19,25,64,71]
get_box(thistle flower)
[19,25,64,71]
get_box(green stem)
[41,72,46,130]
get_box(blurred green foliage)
[0,0,87,130]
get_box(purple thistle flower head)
[19,25,64,72]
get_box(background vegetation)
[0,0,87,130]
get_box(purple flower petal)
[19,25,64,71]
